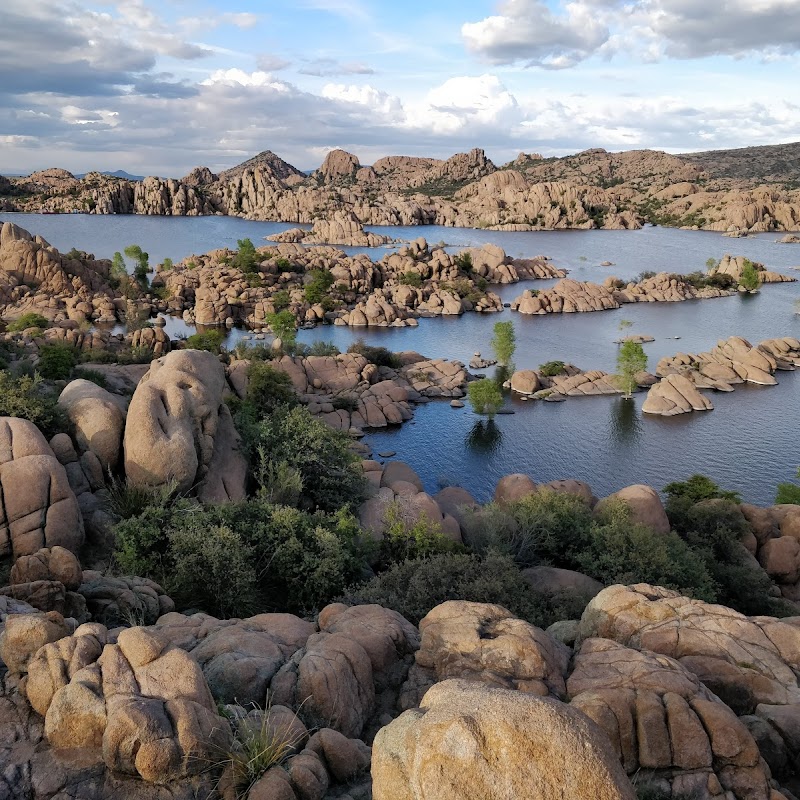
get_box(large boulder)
[0,611,70,673]
[579,584,800,715]
[58,379,126,472]
[494,473,537,504]
[596,484,670,535]
[372,678,635,800]
[569,638,771,800]
[122,349,247,502]
[0,417,84,558]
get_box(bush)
[539,360,566,377]
[185,330,226,353]
[271,289,291,311]
[739,258,761,291]
[347,339,402,369]
[304,269,335,305]
[0,372,66,437]
[7,313,50,332]
[266,310,297,347]
[114,500,367,616]
[453,251,473,273]
[245,362,299,415]
[463,489,594,568]
[467,379,503,416]
[307,341,340,357]
[104,476,178,520]
[37,344,78,380]
[72,367,107,388]
[375,501,461,568]
[238,404,366,512]
[343,551,556,627]
[233,238,259,273]
[576,500,716,601]
[399,271,423,287]
[776,478,800,505]
[664,474,741,531]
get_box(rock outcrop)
[373,678,636,800]
[123,349,247,502]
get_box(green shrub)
[72,367,107,388]
[399,271,423,287]
[467,379,503,416]
[664,474,741,531]
[114,500,366,616]
[739,258,761,292]
[342,551,554,627]
[185,330,226,353]
[776,468,800,504]
[37,344,78,380]
[375,502,461,568]
[463,489,594,568]
[244,362,298,415]
[7,313,50,332]
[453,251,473,273]
[271,289,291,310]
[304,269,335,305]
[307,341,340,356]
[347,339,402,369]
[104,476,178,520]
[0,372,67,437]
[331,394,359,412]
[539,360,566,377]
[576,500,716,601]
[238,405,366,512]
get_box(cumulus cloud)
[462,0,613,67]
[463,0,800,66]
[299,58,375,76]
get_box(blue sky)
[2,0,799,176]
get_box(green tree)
[233,238,258,273]
[468,378,503,417]
[266,310,297,348]
[124,244,150,287]
[305,269,335,305]
[615,340,647,398]
[490,320,516,366]
[739,259,761,292]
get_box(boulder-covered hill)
[3,141,800,232]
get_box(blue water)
[4,213,800,504]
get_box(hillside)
[683,140,800,186]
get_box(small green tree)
[739,259,761,292]
[468,379,503,417]
[124,244,150,287]
[705,257,718,271]
[490,321,516,366]
[266,310,297,348]
[233,239,258,273]
[305,269,335,305]
[615,340,647,398]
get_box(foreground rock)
[373,678,636,800]
[0,417,84,559]
[123,349,247,502]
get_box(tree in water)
[490,321,516,367]
[468,379,504,417]
[615,340,647,399]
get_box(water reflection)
[466,419,503,454]
[609,396,643,444]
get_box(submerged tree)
[468,379,504,417]
[615,340,647,399]
[490,321,516,367]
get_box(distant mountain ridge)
[75,170,145,181]
[2,141,799,232]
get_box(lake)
[4,212,800,504]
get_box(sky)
[2,0,800,177]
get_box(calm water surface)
[5,213,800,503]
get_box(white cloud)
[200,69,291,90]
[257,54,292,71]
[299,58,375,76]
[321,84,403,117]
[462,0,612,67]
